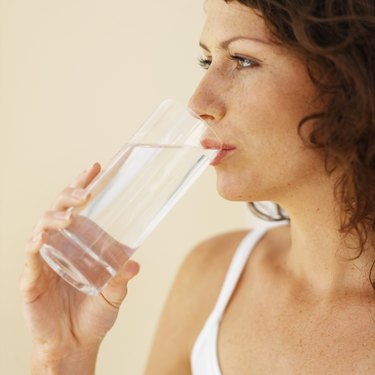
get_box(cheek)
[271,64,323,131]
[214,146,324,202]
[236,58,320,129]
[217,90,324,200]
[238,77,320,155]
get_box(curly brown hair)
[224,0,375,286]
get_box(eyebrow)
[199,36,271,51]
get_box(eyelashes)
[197,55,260,71]
[229,55,260,69]
[198,56,211,70]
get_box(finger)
[51,187,91,211]
[32,210,74,236]
[22,209,74,300]
[70,162,101,189]
[100,260,140,310]
[20,231,51,302]
[113,260,140,283]
[25,230,48,257]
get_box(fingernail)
[124,262,139,278]
[72,189,90,200]
[82,163,97,174]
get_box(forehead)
[202,0,272,44]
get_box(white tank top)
[190,223,286,375]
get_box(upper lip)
[200,138,236,151]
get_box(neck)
[276,175,374,297]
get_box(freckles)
[276,70,318,111]
[266,80,317,131]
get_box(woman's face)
[189,0,327,203]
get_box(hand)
[20,163,140,365]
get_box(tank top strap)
[190,222,288,374]
[208,225,271,323]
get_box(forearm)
[31,344,100,375]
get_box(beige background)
[0,0,261,373]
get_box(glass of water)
[40,99,222,295]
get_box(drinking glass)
[40,99,222,295]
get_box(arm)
[31,345,99,375]
[20,163,140,375]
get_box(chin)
[214,170,270,202]
[215,177,253,202]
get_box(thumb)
[100,260,140,310]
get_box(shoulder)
[177,224,291,332]
[180,229,251,293]
[181,224,291,298]
[145,226,290,373]
[168,229,253,306]
[175,230,253,344]
[144,229,252,374]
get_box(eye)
[197,55,260,71]
[229,55,259,69]
[197,56,211,70]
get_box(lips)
[200,138,223,150]
[210,147,236,166]
[200,138,236,166]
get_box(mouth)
[200,138,236,166]
[210,147,236,166]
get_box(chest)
[217,285,375,374]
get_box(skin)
[21,0,375,374]
[20,164,140,374]
[189,0,375,294]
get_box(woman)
[21,0,375,373]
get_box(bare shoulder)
[181,229,252,299]
[165,229,253,329]
[144,229,251,375]
[182,224,291,306]
[185,229,252,270]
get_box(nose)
[188,69,226,123]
